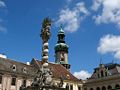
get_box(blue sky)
[0,0,120,79]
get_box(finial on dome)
[60,24,63,31]
[58,24,64,34]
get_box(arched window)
[101,70,104,77]
[96,87,100,90]
[107,85,112,90]
[115,84,120,89]
[102,86,106,90]
[90,88,93,90]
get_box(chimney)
[26,62,30,65]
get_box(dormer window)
[12,65,16,72]
[23,67,27,73]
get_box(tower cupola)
[55,26,69,53]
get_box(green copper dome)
[55,25,69,53]
[55,43,69,53]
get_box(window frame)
[70,84,73,90]
[11,77,16,86]
[0,75,2,84]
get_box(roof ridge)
[0,57,33,67]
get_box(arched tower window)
[61,53,64,61]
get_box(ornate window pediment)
[94,64,110,78]
[23,67,27,73]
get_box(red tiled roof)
[0,57,80,82]
[33,60,80,82]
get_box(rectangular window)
[0,75,2,84]
[70,85,73,90]
[11,77,16,86]
[84,88,87,90]
[23,80,26,87]
[66,83,69,90]
[78,86,81,90]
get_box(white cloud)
[0,26,7,33]
[0,0,7,33]
[57,2,89,33]
[91,0,103,11]
[0,0,6,7]
[67,0,72,3]
[0,18,7,33]
[0,19,3,22]
[98,34,120,59]
[73,70,91,80]
[92,0,120,27]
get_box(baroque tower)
[54,26,70,70]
